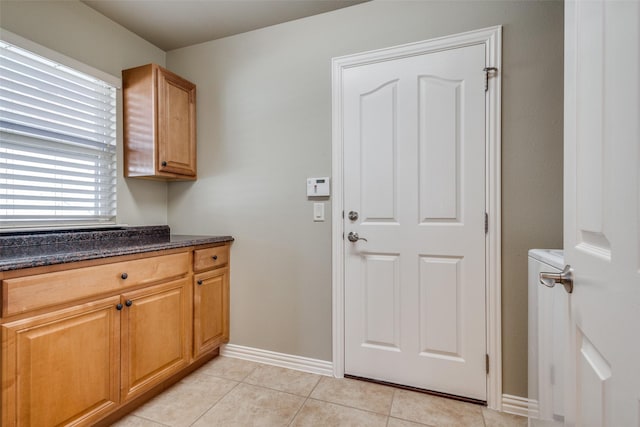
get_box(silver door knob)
[539,265,574,294]
[348,211,359,221]
[347,232,367,242]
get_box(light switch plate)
[313,203,325,221]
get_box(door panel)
[564,0,640,425]
[343,43,487,400]
[419,256,462,358]
[419,76,462,222]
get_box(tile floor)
[112,356,526,427]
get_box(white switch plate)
[313,203,325,221]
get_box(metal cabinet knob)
[197,279,203,285]
[116,303,123,310]
[121,273,128,280]
[539,265,574,294]
[161,161,167,167]
[212,255,218,261]
[125,300,133,307]
[347,232,367,242]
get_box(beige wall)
[166,1,564,397]
[0,0,169,226]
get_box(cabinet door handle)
[116,303,123,310]
[161,161,167,167]
[121,273,128,280]
[197,279,203,285]
[125,300,133,307]
[212,255,218,261]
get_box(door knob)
[539,265,574,294]
[347,232,367,242]
[348,211,359,221]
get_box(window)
[0,38,117,228]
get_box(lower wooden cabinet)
[2,296,121,426]
[121,277,191,401]
[0,243,231,426]
[193,267,229,359]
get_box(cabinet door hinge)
[486,354,490,374]
[483,67,498,92]
[484,212,489,234]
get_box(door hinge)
[486,354,490,374]
[483,67,498,92]
[342,210,345,219]
[484,212,488,234]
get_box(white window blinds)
[0,40,117,227]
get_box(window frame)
[0,29,122,231]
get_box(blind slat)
[1,136,116,161]
[0,79,115,118]
[1,111,113,144]
[0,40,117,226]
[0,91,115,127]
[1,59,115,104]
[1,45,113,94]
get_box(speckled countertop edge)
[0,226,233,272]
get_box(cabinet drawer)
[2,252,190,317]
[193,245,229,272]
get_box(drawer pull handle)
[212,255,218,261]
[116,303,123,310]
[121,273,128,280]
[197,279,203,285]
[125,300,133,307]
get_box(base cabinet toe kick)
[0,242,231,427]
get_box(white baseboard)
[502,394,533,418]
[220,343,334,377]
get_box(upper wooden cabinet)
[123,64,197,180]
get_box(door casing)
[331,26,503,410]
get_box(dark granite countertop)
[0,225,233,272]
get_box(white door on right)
[564,1,640,426]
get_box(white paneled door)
[564,1,640,425]
[342,42,488,401]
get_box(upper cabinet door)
[123,64,197,181]
[157,67,197,177]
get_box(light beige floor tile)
[387,416,434,427]
[482,408,527,427]
[191,383,304,427]
[290,398,388,427]
[196,355,260,381]
[132,372,238,427]
[110,414,168,426]
[243,364,321,396]
[391,390,484,427]
[309,377,395,415]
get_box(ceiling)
[81,0,368,51]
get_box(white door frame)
[331,26,503,409]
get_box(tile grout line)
[186,380,242,426]
[185,359,260,426]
